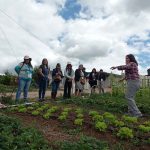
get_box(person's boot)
[53,92,57,100]
[51,92,54,100]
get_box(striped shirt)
[117,62,139,80]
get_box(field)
[0,85,150,150]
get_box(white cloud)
[0,0,150,75]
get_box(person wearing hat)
[63,62,74,99]
[51,63,63,100]
[15,55,33,103]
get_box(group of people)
[14,54,143,117]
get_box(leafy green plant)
[58,135,109,150]
[77,113,84,118]
[47,106,59,113]
[75,108,83,114]
[27,106,34,111]
[37,107,44,112]
[63,107,71,112]
[61,111,68,116]
[18,108,27,113]
[138,125,150,133]
[74,118,83,126]
[89,110,99,117]
[92,115,103,122]
[58,115,67,121]
[95,121,107,132]
[122,115,137,124]
[32,102,40,108]
[143,121,150,126]
[103,112,116,123]
[43,112,52,119]
[31,110,40,116]
[41,104,50,110]
[18,104,25,109]
[117,127,134,139]
[113,120,125,127]
[0,114,51,150]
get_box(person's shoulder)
[18,62,23,66]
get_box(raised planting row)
[9,102,150,145]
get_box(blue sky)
[0,0,150,75]
[59,0,81,20]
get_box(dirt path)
[1,88,112,100]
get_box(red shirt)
[117,62,139,80]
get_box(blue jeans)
[39,79,47,99]
[51,81,60,93]
[16,78,31,102]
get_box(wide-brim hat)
[24,55,32,61]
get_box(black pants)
[63,79,72,98]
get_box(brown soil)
[8,111,150,150]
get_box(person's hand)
[110,66,117,70]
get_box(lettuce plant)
[122,115,137,124]
[58,115,67,121]
[95,121,107,132]
[77,113,84,118]
[143,121,150,126]
[31,110,40,116]
[103,112,116,123]
[92,115,103,122]
[41,104,50,110]
[27,106,34,111]
[47,106,58,113]
[63,108,71,112]
[113,120,125,127]
[89,111,99,117]
[117,127,133,139]
[74,118,83,126]
[43,112,52,119]
[75,108,83,114]
[138,125,150,133]
[18,107,27,113]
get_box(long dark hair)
[126,54,138,66]
[42,58,48,68]
[22,59,33,68]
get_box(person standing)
[38,58,50,101]
[97,69,106,94]
[75,64,85,96]
[63,62,74,99]
[111,54,142,117]
[51,63,63,100]
[15,55,33,103]
[89,68,97,93]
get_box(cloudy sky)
[0,0,150,75]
